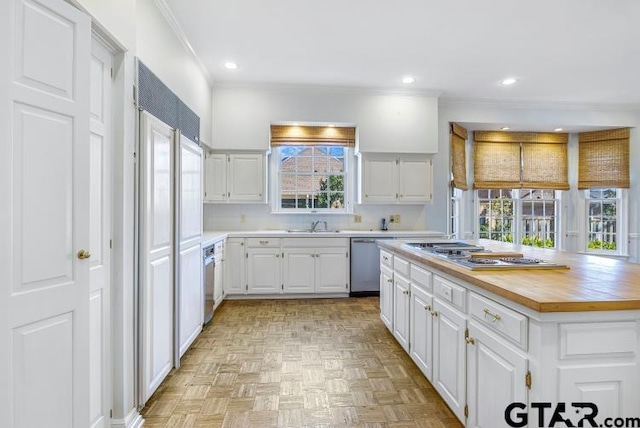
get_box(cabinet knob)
[424,305,431,312]
[431,311,438,317]
[466,336,476,345]
[387,278,393,283]
[275,254,280,258]
[77,249,91,260]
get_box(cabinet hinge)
[227,156,230,162]
[110,68,114,79]
[346,252,349,258]
[281,284,284,290]
[245,253,248,258]
[345,283,348,289]
[396,159,399,165]
[246,284,248,291]
[464,405,468,418]
[525,370,532,389]
[110,409,113,418]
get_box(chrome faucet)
[311,220,327,232]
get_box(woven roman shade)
[473,131,569,189]
[578,128,630,189]
[450,123,468,190]
[270,125,356,147]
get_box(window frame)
[270,145,354,214]
[579,188,628,257]
[474,188,562,249]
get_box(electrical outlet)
[354,215,362,223]
[240,214,246,223]
[394,214,401,223]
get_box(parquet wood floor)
[141,297,463,428]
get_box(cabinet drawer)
[410,264,432,292]
[380,249,393,269]
[433,275,466,312]
[246,238,281,248]
[393,256,410,278]
[469,292,528,350]
[214,240,224,253]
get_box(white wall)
[434,101,640,261]
[72,0,136,49]
[212,85,439,153]
[135,0,212,144]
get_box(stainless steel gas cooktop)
[404,241,569,271]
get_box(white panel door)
[466,320,528,428]
[177,135,203,358]
[204,153,226,202]
[228,153,264,202]
[393,274,410,351]
[410,284,433,380]
[247,249,281,294]
[362,156,397,203]
[89,37,112,428]
[315,248,348,293]
[379,266,394,331]
[0,0,91,427]
[283,249,315,293]
[398,157,432,203]
[140,112,174,403]
[223,238,245,295]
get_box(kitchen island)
[377,239,640,428]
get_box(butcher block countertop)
[378,239,640,313]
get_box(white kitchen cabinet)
[204,152,265,203]
[247,248,281,294]
[213,241,224,309]
[361,154,432,204]
[223,238,245,295]
[432,297,467,422]
[283,244,349,294]
[466,320,528,428]
[393,273,410,352]
[409,283,434,380]
[282,249,315,293]
[380,265,394,331]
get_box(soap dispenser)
[381,218,388,231]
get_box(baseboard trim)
[111,408,144,428]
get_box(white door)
[283,249,315,293]
[228,153,264,202]
[398,157,432,203]
[204,153,226,202]
[432,298,467,422]
[223,238,245,295]
[177,135,203,359]
[466,321,528,428]
[315,248,348,293]
[362,156,397,203]
[139,112,174,403]
[0,0,91,427]
[379,266,394,330]
[410,284,433,380]
[393,274,410,351]
[89,36,113,428]
[247,249,281,294]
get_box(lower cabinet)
[432,297,467,422]
[282,249,315,293]
[247,248,281,294]
[213,241,224,309]
[223,238,245,295]
[409,283,433,380]
[314,248,349,293]
[466,320,528,428]
[393,272,410,351]
[380,265,394,330]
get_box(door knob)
[77,249,91,260]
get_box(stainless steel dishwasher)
[203,244,215,324]
[350,237,393,296]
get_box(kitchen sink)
[286,229,341,233]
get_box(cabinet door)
[223,238,245,295]
[228,154,264,202]
[410,284,433,380]
[380,265,394,331]
[362,156,398,203]
[283,249,315,293]
[204,154,227,202]
[398,157,432,203]
[393,274,411,351]
[247,248,281,294]
[213,254,224,308]
[315,248,349,293]
[466,320,528,428]
[432,298,467,422]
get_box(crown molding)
[152,0,213,85]
[439,96,640,112]
[212,81,442,98]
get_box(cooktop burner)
[500,257,541,264]
[467,258,499,265]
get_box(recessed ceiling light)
[554,128,563,132]
[224,62,238,70]
[402,76,416,84]
[501,127,510,130]
[501,77,518,86]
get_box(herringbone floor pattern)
[141,298,462,427]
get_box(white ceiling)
[162,0,640,107]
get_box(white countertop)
[202,229,444,247]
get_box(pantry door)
[0,0,91,427]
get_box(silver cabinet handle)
[259,240,269,245]
[483,308,502,322]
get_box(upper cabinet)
[361,154,433,204]
[204,153,265,203]
[211,86,438,153]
